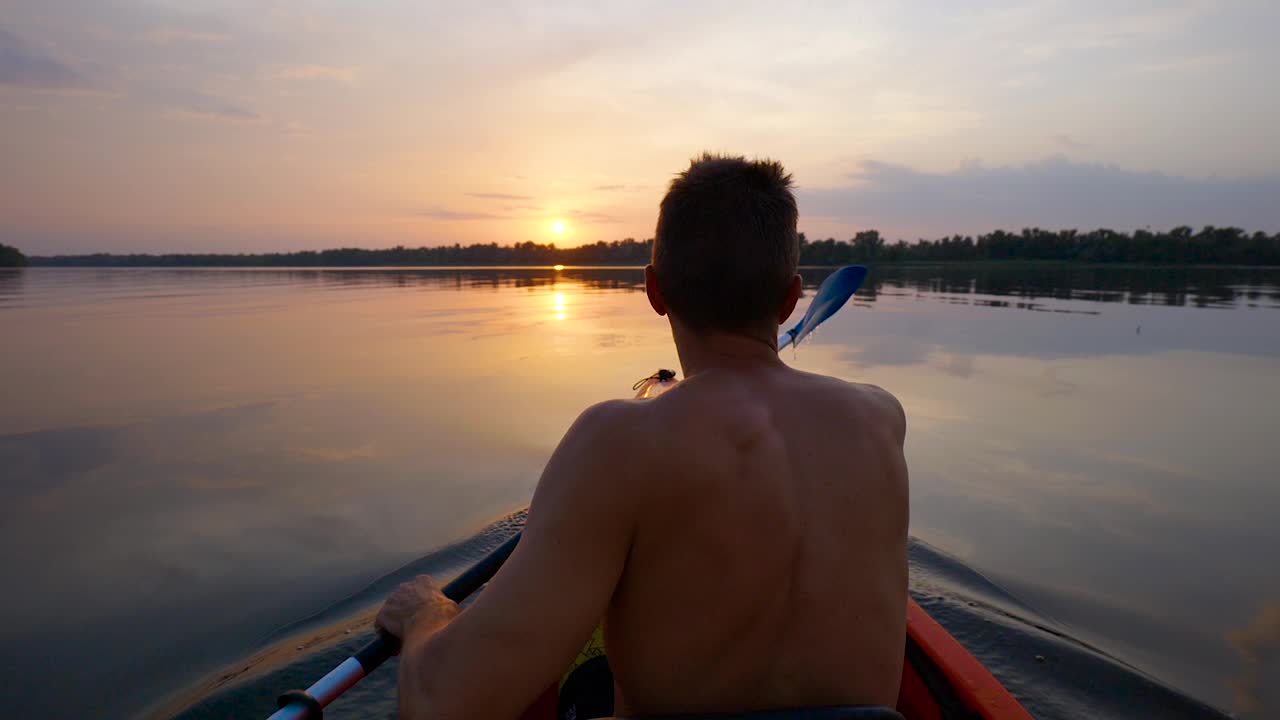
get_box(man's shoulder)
[564,398,645,446]
[575,397,650,428]
[790,368,899,403]
[557,397,667,469]
[850,380,905,418]
[795,372,906,443]
[533,399,652,509]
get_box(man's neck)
[670,321,784,378]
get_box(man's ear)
[644,265,668,316]
[778,274,802,324]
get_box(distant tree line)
[804,227,1280,266]
[0,243,28,267]
[26,226,1280,267]
[31,239,654,268]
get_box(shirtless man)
[376,154,909,719]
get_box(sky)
[1,0,1278,255]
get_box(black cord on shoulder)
[632,368,677,391]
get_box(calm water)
[1,266,1278,719]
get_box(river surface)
[0,265,1277,719]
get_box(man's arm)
[384,400,638,720]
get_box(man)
[377,154,909,719]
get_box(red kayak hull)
[899,598,1032,719]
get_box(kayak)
[506,373,1034,720]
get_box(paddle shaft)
[268,532,522,720]
[267,265,867,719]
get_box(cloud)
[466,192,535,201]
[416,208,509,221]
[1049,134,1089,150]
[274,64,356,84]
[568,209,620,224]
[592,184,646,192]
[152,89,261,122]
[414,206,616,223]
[1130,52,1243,75]
[0,27,89,91]
[281,121,319,139]
[1227,601,1280,716]
[145,29,231,45]
[984,1,1218,64]
[292,444,379,462]
[800,157,1280,240]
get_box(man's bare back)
[604,362,908,715]
[376,155,909,720]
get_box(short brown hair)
[653,153,799,333]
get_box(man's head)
[647,153,801,336]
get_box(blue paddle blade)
[778,265,868,350]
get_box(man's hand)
[375,575,461,643]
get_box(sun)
[551,220,566,235]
